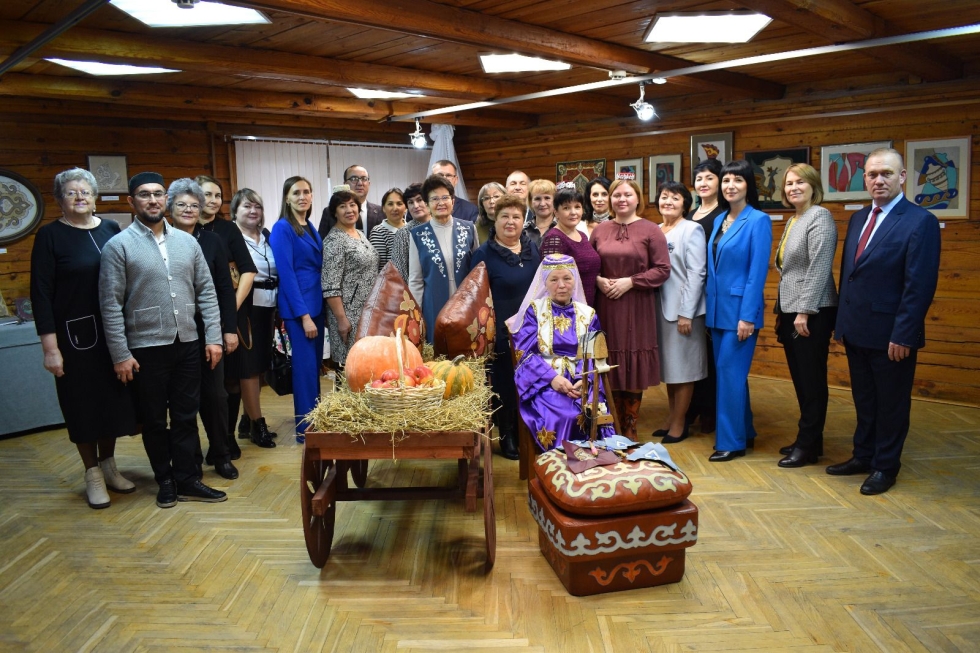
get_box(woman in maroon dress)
[590,178,671,438]
[540,182,601,305]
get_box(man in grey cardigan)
[100,172,227,508]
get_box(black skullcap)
[129,172,165,195]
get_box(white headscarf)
[505,253,588,333]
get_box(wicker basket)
[363,378,446,412]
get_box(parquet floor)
[1,377,979,652]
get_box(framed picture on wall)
[820,141,892,201]
[101,212,134,230]
[905,136,971,218]
[87,155,129,194]
[690,132,733,181]
[613,157,643,192]
[648,154,682,202]
[556,159,605,195]
[744,147,811,210]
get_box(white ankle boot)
[99,457,136,493]
[84,467,111,509]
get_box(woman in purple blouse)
[539,182,601,305]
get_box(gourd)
[426,355,475,399]
[345,334,424,392]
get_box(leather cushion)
[354,261,424,349]
[433,261,495,358]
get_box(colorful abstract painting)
[906,137,970,218]
[648,155,682,202]
[744,148,810,210]
[820,141,892,202]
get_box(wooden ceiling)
[1,0,979,137]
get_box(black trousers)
[844,341,918,477]
[687,329,716,426]
[197,346,230,466]
[131,339,202,486]
[776,307,836,451]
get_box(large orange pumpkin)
[344,334,424,392]
[426,355,476,399]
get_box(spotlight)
[630,84,657,121]
[410,119,427,149]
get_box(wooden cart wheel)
[301,446,336,568]
[351,459,368,488]
[482,432,496,571]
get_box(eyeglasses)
[174,202,201,212]
[64,190,93,199]
[346,175,370,184]
[135,191,166,200]
[428,195,452,204]
[436,172,458,181]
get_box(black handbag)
[265,315,293,396]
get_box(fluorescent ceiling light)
[480,53,571,74]
[348,88,423,100]
[110,0,270,28]
[645,11,772,44]
[46,58,178,76]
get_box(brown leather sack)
[433,262,496,358]
[353,262,425,349]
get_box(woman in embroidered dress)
[322,187,379,368]
[408,175,478,342]
[465,195,539,460]
[368,187,406,271]
[510,254,615,452]
[590,178,671,439]
[583,176,611,238]
[539,182,600,305]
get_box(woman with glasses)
[30,168,138,508]
[368,187,407,271]
[408,175,478,342]
[476,181,506,245]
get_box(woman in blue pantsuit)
[704,159,773,462]
[269,176,323,443]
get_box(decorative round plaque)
[0,169,45,245]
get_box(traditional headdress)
[332,183,352,195]
[556,181,577,192]
[505,254,588,333]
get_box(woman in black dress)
[30,168,137,509]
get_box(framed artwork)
[613,158,643,191]
[691,132,733,180]
[0,168,45,245]
[744,147,811,210]
[556,159,605,195]
[101,212,134,230]
[87,155,129,194]
[648,154,682,202]
[821,141,892,201]
[905,136,971,218]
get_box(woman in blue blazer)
[268,176,324,442]
[704,160,773,461]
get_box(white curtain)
[234,139,330,231]
[427,124,470,201]
[327,144,431,206]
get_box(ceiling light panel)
[480,54,571,74]
[645,11,772,44]
[110,0,270,28]
[348,88,423,99]
[46,58,179,76]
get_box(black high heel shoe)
[708,449,745,462]
[661,426,690,445]
[651,429,670,439]
[778,447,819,468]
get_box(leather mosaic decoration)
[433,261,495,358]
[354,262,425,349]
[534,448,693,517]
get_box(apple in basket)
[412,365,434,386]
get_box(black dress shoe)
[237,414,251,440]
[499,433,520,460]
[177,480,227,503]
[215,460,239,480]
[708,449,746,462]
[250,418,277,448]
[778,447,819,468]
[661,427,690,445]
[826,457,871,476]
[860,471,896,495]
[156,478,177,509]
[651,429,670,439]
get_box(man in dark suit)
[827,148,941,495]
[318,164,383,239]
[432,159,478,222]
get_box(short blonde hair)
[528,179,555,198]
[608,178,645,213]
[781,163,823,209]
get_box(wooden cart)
[300,425,495,570]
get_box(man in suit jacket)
[432,159,478,222]
[100,171,227,508]
[827,148,941,495]
[318,164,383,239]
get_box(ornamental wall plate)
[0,169,45,245]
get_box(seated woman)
[510,254,615,453]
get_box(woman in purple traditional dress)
[510,254,615,452]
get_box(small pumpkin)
[345,334,424,392]
[426,355,475,399]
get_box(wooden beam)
[232,0,784,99]
[0,73,536,129]
[739,0,962,81]
[0,20,623,117]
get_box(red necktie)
[854,206,881,263]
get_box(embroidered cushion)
[354,262,425,349]
[534,448,692,516]
[433,262,495,358]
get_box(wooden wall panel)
[457,96,980,406]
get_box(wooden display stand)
[300,425,495,570]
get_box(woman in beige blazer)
[774,163,839,468]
